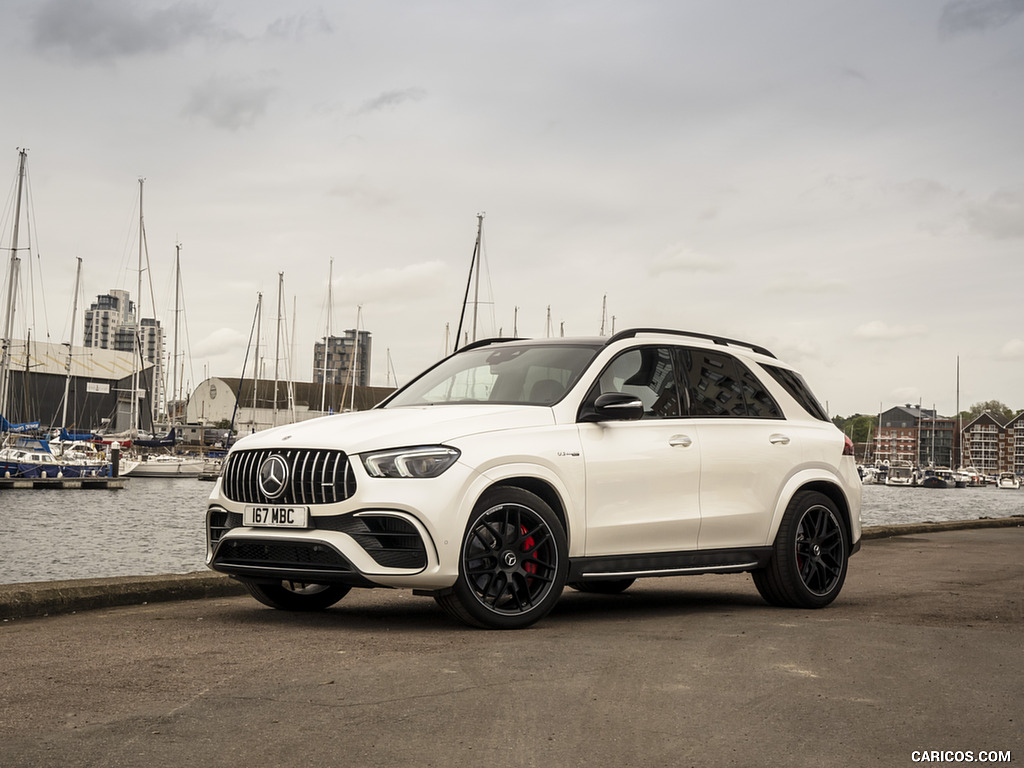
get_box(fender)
[764,467,857,547]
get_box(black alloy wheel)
[436,487,568,629]
[753,490,849,609]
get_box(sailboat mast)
[252,292,262,429]
[60,257,83,431]
[130,178,145,437]
[454,213,483,351]
[472,215,483,343]
[0,149,28,423]
[349,305,362,412]
[273,271,283,427]
[321,259,333,413]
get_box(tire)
[244,580,351,611]
[568,578,635,594]
[753,490,849,609]
[435,487,568,629]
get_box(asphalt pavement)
[1,521,1021,768]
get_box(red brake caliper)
[521,525,537,575]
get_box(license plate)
[244,505,310,528]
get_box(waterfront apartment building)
[313,329,371,388]
[962,412,1024,476]
[873,405,956,469]
[873,404,1023,475]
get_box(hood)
[230,405,555,454]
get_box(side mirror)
[579,392,645,422]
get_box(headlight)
[361,446,461,478]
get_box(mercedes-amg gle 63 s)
[205,328,862,629]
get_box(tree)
[961,401,1016,422]
[832,414,877,444]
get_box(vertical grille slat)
[221,448,356,505]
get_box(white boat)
[996,472,1021,490]
[885,461,915,486]
[122,452,205,478]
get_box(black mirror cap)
[579,392,645,422]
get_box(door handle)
[769,433,791,445]
[669,435,693,448]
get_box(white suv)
[205,328,862,629]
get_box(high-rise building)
[313,329,371,388]
[83,289,165,414]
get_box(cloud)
[966,187,1024,239]
[765,275,846,295]
[30,0,226,62]
[854,321,928,340]
[939,0,1024,36]
[649,245,730,276]
[192,327,248,359]
[328,177,395,209]
[182,77,276,131]
[353,88,427,117]
[266,10,333,41]
[335,261,452,307]
[997,339,1024,359]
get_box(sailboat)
[116,182,200,478]
[0,150,110,478]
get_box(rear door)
[675,347,794,549]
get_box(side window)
[680,348,746,417]
[678,348,781,418]
[737,363,783,418]
[760,364,828,421]
[590,347,681,419]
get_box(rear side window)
[678,348,782,419]
[760,364,829,421]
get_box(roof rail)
[606,328,776,359]
[453,336,525,354]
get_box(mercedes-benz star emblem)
[503,551,518,568]
[258,455,290,499]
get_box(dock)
[0,476,127,490]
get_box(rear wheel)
[244,580,351,611]
[753,490,849,609]
[435,487,568,629]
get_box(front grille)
[214,539,354,572]
[222,448,356,505]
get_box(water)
[1,480,1021,585]
[2,479,214,585]
[859,482,1023,527]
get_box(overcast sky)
[1,0,1022,418]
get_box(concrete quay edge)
[2,516,1021,621]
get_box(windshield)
[383,343,601,407]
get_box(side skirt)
[567,547,773,582]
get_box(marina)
[0,480,1020,587]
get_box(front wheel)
[753,490,849,609]
[244,580,351,611]
[435,487,568,629]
